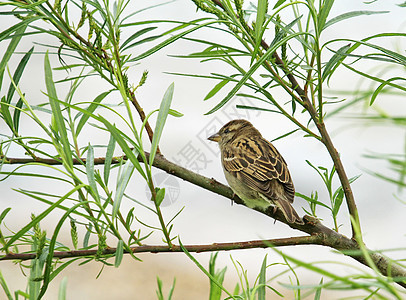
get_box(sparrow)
[208,119,303,224]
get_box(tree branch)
[2,154,406,288]
[0,235,320,261]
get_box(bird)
[208,119,303,224]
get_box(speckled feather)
[209,119,302,224]
[222,136,295,203]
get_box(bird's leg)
[272,205,278,224]
[230,192,236,206]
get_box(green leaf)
[273,0,286,9]
[209,252,226,300]
[295,192,331,210]
[258,255,267,300]
[332,188,344,217]
[104,134,116,185]
[6,46,34,104]
[322,44,351,83]
[0,22,27,88]
[76,91,110,135]
[168,108,183,117]
[132,20,218,62]
[155,188,165,206]
[149,83,174,166]
[0,207,11,225]
[99,117,146,180]
[86,144,99,202]
[204,79,231,101]
[0,96,13,128]
[314,278,323,300]
[44,52,73,168]
[318,0,334,31]
[114,152,136,219]
[83,223,92,248]
[114,240,124,267]
[0,270,13,300]
[252,0,268,65]
[196,251,228,300]
[206,29,303,114]
[156,276,164,300]
[324,11,389,30]
[120,27,157,50]
[370,77,406,105]
[58,277,68,300]
[38,200,90,299]
[13,98,24,132]
[167,278,176,300]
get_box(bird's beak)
[208,132,221,142]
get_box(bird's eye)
[224,128,230,134]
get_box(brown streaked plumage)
[208,119,303,224]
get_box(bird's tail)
[274,198,304,224]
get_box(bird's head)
[208,119,260,146]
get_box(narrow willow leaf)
[167,278,176,300]
[332,189,344,217]
[273,0,286,9]
[44,52,73,168]
[180,240,233,298]
[104,134,116,185]
[370,77,406,105]
[0,22,27,88]
[168,108,183,117]
[83,223,92,248]
[58,277,68,300]
[0,270,13,300]
[76,91,110,135]
[120,27,157,50]
[0,207,11,224]
[258,255,267,300]
[149,83,174,166]
[38,201,89,299]
[324,11,389,30]
[133,20,218,62]
[1,96,13,128]
[204,79,230,101]
[86,144,99,202]
[206,31,302,115]
[13,98,23,132]
[322,44,351,83]
[155,188,165,206]
[318,0,334,31]
[156,276,164,300]
[208,253,226,300]
[314,278,323,300]
[6,46,34,104]
[295,192,331,210]
[125,207,135,226]
[114,240,124,267]
[252,0,268,65]
[99,117,146,179]
[114,155,135,219]
[70,219,78,250]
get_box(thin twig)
[0,235,320,261]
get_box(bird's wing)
[222,137,295,202]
